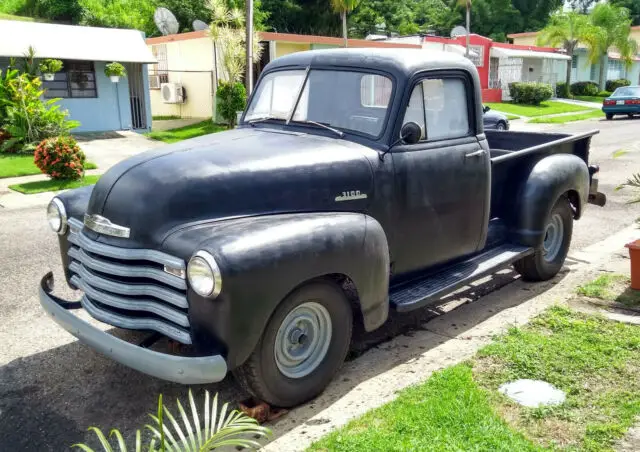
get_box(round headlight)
[47,198,67,234]
[187,251,222,298]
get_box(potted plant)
[38,59,63,81]
[105,62,127,83]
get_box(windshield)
[612,86,640,98]
[244,69,393,137]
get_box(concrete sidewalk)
[556,98,603,110]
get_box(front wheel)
[496,121,506,131]
[234,281,352,407]
[514,197,573,282]
[606,113,614,120]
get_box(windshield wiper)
[246,116,285,126]
[292,120,344,138]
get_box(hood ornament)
[84,214,130,238]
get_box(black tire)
[628,114,635,119]
[514,197,573,282]
[606,113,614,120]
[234,281,352,408]
[496,121,506,131]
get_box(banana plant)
[72,390,271,451]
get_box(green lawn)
[146,120,227,143]
[573,95,608,103]
[578,274,640,307]
[0,13,38,22]
[528,110,604,124]
[9,175,101,194]
[486,101,593,117]
[152,115,181,120]
[310,307,640,452]
[0,154,97,179]
[506,114,520,120]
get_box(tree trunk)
[465,6,470,57]
[565,51,573,90]
[598,53,607,91]
[342,11,348,48]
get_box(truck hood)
[86,128,375,247]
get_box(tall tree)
[610,0,640,26]
[537,11,592,92]
[582,3,638,89]
[331,0,360,46]
[511,0,564,31]
[569,0,598,14]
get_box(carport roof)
[0,20,156,63]
[491,47,571,61]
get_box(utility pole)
[465,0,471,58]
[245,0,254,95]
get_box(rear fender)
[509,154,589,247]
[162,212,390,369]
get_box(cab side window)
[402,77,471,142]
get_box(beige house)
[146,31,421,121]
[509,26,640,85]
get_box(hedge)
[571,81,599,96]
[606,79,631,92]
[508,82,554,105]
[556,82,570,98]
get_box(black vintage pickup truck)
[40,48,605,408]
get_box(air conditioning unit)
[161,83,184,104]
[149,75,161,89]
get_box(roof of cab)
[265,47,478,78]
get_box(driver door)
[391,73,490,275]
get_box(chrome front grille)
[66,218,191,344]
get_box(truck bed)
[486,129,599,220]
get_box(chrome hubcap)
[274,302,332,379]
[543,213,564,262]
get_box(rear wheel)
[514,197,573,282]
[606,113,614,120]
[628,114,635,119]
[496,121,507,131]
[234,281,352,407]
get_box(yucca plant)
[616,173,640,204]
[72,390,271,451]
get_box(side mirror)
[483,106,490,113]
[401,122,422,145]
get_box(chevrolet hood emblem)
[84,214,130,238]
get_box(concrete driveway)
[1,118,640,450]
[77,131,164,171]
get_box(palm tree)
[330,0,360,47]
[457,0,472,57]
[537,11,592,94]
[582,3,638,90]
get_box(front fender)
[510,154,589,246]
[162,212,390,369]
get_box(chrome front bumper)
[39,272,228,384]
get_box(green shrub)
[508,82,553,105]
[0,72,80,153]
[216,81,246,128]
[571,81,599,96]
[598,90,612,97]
[38,58,63,74]
[34,136,86,180]
[104,62,126,77]
[605,79,631,92]
[556,82,570,98]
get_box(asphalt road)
[1,118,640,451]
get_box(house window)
[607,59,624,80]
[571,55,578,69]
[43,60,97,98]
[489,57,500,89]
[468,45,484,67]
[590,63,598,81]
[151,44,169,87]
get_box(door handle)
[465,150,486,158]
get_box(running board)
[390,244,533,312]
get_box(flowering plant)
[34,136,86,180]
